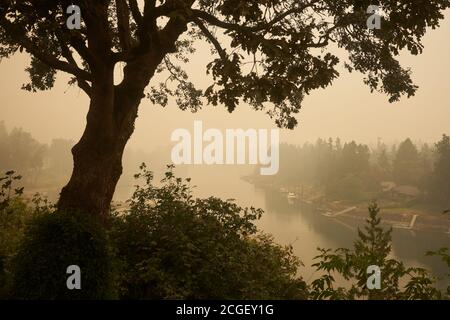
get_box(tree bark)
[58,52,162,223]
[58,69,118,221]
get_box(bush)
[11,210,117,299]
[0,198,30,298]
[0,171,34,298]
[112,164,307,299]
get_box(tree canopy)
[1,0,449,128]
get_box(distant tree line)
[0,121,172,191]
[2,121,449,208]
[0,122,73,188]
[261,135,450,208]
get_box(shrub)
[11,210,117,299]
[0,171,33,298]
[112,164,307,299]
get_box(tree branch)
[116,0,132,53]
[128,0,143,24]
[191,1,320,33]
[0,5,94,81]
[75,78,93,97]
[68,33,98,67]
[55,31,92,97]
[193,17,227,61]
[22,39,92,81]
[158,17,189,54]
[81,1,114,66]
[308,24,340,48]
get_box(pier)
[322,206,357,218]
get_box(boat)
[287,192,298,199]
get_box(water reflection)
[259,185,450,289]
[114,165,450,290]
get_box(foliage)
[112,164,307,299]
[426,208,450,296]
[427,248,450,297]
[309,202,445,300]
[0,170,24,210]
[0,171,27,298]
[11,209,117,299]
[1,1,450,128]
[0,170,53,298]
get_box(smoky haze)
[1,9,450,204]
[1,12,450,153]
[1,3,450,299]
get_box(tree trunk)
[57,15,187,222]
[58,60,151,223]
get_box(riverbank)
[242,175,450,235]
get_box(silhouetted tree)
[1,0,449,220]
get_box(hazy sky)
[1,10,450,152]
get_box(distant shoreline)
[242,175,450,235]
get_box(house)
[380,181,421,201]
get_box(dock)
[322,206,357,217]
[393,214,419,230]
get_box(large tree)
[1,0,449,221]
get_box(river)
[114,165,450,290]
